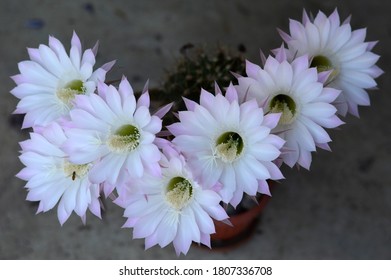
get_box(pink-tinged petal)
[137,91,150,108]
[329,24,352,52]
[250,143,281,162]
[92,41,99,56]
[346,85,371,107]
[133,206,166,239]
[134,106,151,128]
[155,212,179,247]
[245,59,262,79]
[11,83,53,98]
[298,149,312,170]
[139,144,160,163]
[234,161,259,194]
[302,102,337,118]
[102,182,116,198]
[277,61,294,89]
[38,44,64,78]
[218,166,236,204]
[88,93,117,123]
[316,87,340,103]
[154,102,173,118]
[289,19,308,44]
[17,60,58,87]
[262,162,284,180]
[239,100,263,129]
[343,52,380,70]
[328,8,341,27]
[16,94,55,114]
[258,180,271,196]
[299,117,331,144]
[27,47,43,64]
[197,192,229,221]
[191,202,215,234]
[366,41,378,51]
[341,70,377,89]
[118,77,134,99]
[317,142,331,151]
[199,88,215,109]
[21,106,60,129]
[273,44,288,62]
[126,152,144,178]
[69,108,109,132]
[141,116,161,136]
[63,129,106,164]
[262,113,281,130]
[71,31,82,55]
[125,194,163,218]
[200,232,211,248]
[81,49,96,66]
[79,62,93,80]
[225,83,238,102]
[264,56,280,75]
[283,137,300,167]
[57,203,72,226]
[16,168,37,181]
[144,232,159,250]
[294,121,317,152]
[214,82,223,95]
[101,60,116,72]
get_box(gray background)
[0,0,389,259]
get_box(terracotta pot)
[210,193,272,248]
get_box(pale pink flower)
[11,31,114,128]
[116,147,228,256]
[17,122,101,225]
[278,9,383,116]
[62,78,162,195]
[236,51,343,169]
[168,84,284,207]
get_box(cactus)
[152,45,246,125]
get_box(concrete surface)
[0,0,390,259]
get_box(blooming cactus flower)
[236,51,343,169]
[278,9,383,116]
[62,77,162,196]
[168,84,284,207]
[10,31,114,128]
[116,145,228,256]
[17,122,101,225]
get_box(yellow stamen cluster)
[56,79,86,107]
[216,137,240,163]
[63,161,89,181]
[215,132,244,163]
[268,94,297,125]
[107,125,140,153]
[166,178,193,210]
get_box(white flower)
[168,84,284,207]
[11,31,114,128]
[236,52,343,169]
[279,9,383,116]
[62,78,162,195]
[116,149,228,256]
[16,122,101,225]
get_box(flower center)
[165,177,193,210]
[268,94,297,125]
[107,124,140,153]
[310,55,339,82]
[63,161,89,181]
[215,131,244,163]
[57,79,86,106]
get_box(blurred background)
[0,0,390,259]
